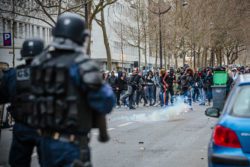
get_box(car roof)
[235,74,250,86]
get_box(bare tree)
[148,0,250,68]
[95,0,115,71]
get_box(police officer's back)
[29,12,115,167]
[0,39,44,167]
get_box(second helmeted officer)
[0,39,44,167]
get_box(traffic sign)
[3,33,11,46]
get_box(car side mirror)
[205,107,220,118]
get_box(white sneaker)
[153,103,159,107]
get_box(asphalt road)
[0,103,217,167]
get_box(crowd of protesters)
[103,65,250,110]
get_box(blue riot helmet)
[52,12,89,46]
[20,39,44,60]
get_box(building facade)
[0,0,53,67]
[91,0,157,72]
[1,0,158,71]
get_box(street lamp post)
[149,0,188,69]
[156,6,171,69]
[158,9,168,69]
[149,1,171,69]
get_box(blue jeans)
[146,85,154,105]
[192,87,199,102]
[183,89,192,106]
[159,91,166,106]
[199,88,206,104]
[40,136,91,167]
[206,89,213,103]
[9,122,42,167]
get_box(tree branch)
[89,0,117,24]
[0,9,54,27]
[34,0,56,24]
[95,18,103,26]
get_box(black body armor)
[10,65,33,123]
[29,51,93,134]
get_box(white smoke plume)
[115,96,190,123]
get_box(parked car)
[205,74,250,167]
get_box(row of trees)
[148,0,250,68]
[1,0,250,69]
[0,0,117,68]
[113,0,250,69]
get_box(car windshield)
[232,86,250,117]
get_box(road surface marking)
[118,122,134,127]
[108,128,115,131]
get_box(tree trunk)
[197,46,201,68]
[229,45,239,64]
[175,53,178,68]
[87,22,92,57]
[233,45,239,64]
[215,48,222,66]
[204,48,208,67]
[155,41,158,68]
[86,1,92,56]
[201,49,204,67]
[164,54,167,69]
[183,54,186,66]
[193,44,196,69]
[138,43,141,69]
[100,7,112,71]
[137,0,141,69]
[163,44,167,69]
[222,51,225,65]
[226,52,230,65]
[12,0,15,67]
[182,37,186,66]
[168,53,171,69]
[58,0,62,15]
[149,44,152,67]
[210,48,215,67]
[219,48,222,66]
[143,23,147,67]
[120,25,124,70]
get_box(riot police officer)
[0,39,44,167]
[29,12,115,167]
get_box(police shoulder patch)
[16,68,30,81]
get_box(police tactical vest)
[29,52,92,134]
[10,65,33,123]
